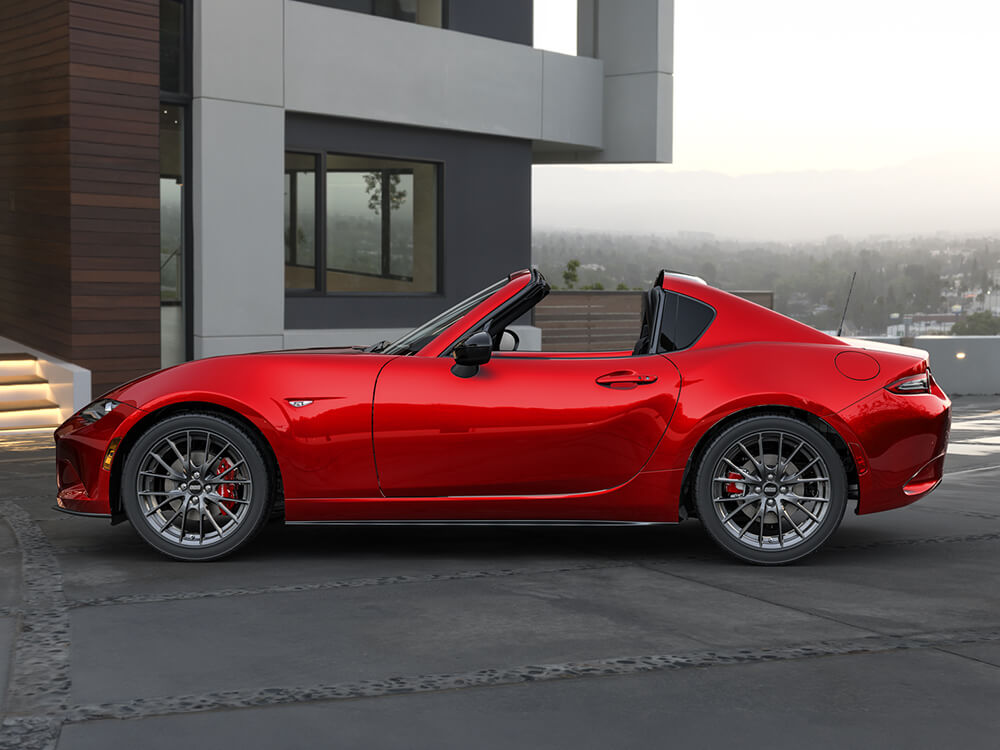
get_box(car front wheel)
[694,415,848,564]
[121,412,273,561]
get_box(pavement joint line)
[56,626,1000,726]
[943,463,1000,477]
[66,561,635,610]
[0,501,69,750]
[627,559,887,642]
[830,530,1000,550]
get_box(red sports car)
[54,269,950,564]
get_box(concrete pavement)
[2,399,999,749]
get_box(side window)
[658,292,715,353]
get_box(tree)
[952,311,1000,335]
[563,259,580,289]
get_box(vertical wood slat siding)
[535,291,775,352]
[0,1,73,358]
[0,0,160,397]
[68,0,159,397]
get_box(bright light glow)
[534,0,577,55]
[955,352,967,360]
[674,0,1000,174]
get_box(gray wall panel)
[285,115,532,329]
[448,0,533,45]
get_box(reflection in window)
[305,0,443,27]
[160,105,185,367]
[325,154,437,293]
[160,0,185,93]
[284,153,318,290]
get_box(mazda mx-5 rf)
[54,269,951,564]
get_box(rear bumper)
[837,380,951,514]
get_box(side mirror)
[451,331,493,378]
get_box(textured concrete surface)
[1,398,999,749]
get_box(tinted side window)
[658,292,715,352]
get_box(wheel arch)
[678,405,859,519]
[108,401,285,523]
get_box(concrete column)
[191,0,286,357]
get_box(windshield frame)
[379,271,533,356]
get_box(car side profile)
[55,269,951,564]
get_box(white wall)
[915,336,1000,396]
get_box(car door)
[372,353,681,498]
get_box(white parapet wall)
[914,336,1000,396]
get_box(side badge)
[287,399,313,408]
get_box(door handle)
[595,371,658,388]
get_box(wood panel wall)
[0,0,161,397]
[0,0,73,358]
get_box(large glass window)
[160,0,186,93]
[160,0,190,367]
[160,105,185,368]
[284,151,440,294]
[302,0,443,27]
[285,153,318,290]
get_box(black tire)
[121,412,273,561]
[693,415,847,565]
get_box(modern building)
[0,0,673,427]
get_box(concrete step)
[0,374,47,386]
[0,352,39,378]
[0,398,59,413]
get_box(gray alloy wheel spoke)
[718,495,762,523]
[144,496,177,516]
[205,508,227,537]
[782,507,806,538]
[780,440,805,473]
[135,427,253,548]
[149,452,184,480]
[204,440,233,474]
[783,456,820,482]
[737,505,764,539]
[165,438,187,471]
[207,497,239,522]
[712,429,832,551]
[737,442,764,475]
[783,498,824,523]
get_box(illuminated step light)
[955,351,967,360]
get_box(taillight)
[886,373,930,394]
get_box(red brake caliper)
[214,457,237,511]
[725,472,745,496]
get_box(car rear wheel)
[121,413,273,561]
[693,415,847,565]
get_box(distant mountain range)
[532,153,1000,242]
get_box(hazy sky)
[533,0,1000,175]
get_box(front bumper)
[837,379,951,515]
[54,403,142,517]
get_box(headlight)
[79,399,121,424]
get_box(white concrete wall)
[915,336,1000,396]
[543,0,673,163]
[193,0,285,359]
[284,1,604,150]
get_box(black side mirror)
[451,331,492,378]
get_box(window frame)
[159,0,193,363]
[292,0,451,28]
[284,147,445,298]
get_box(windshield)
[377,278,509,355]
